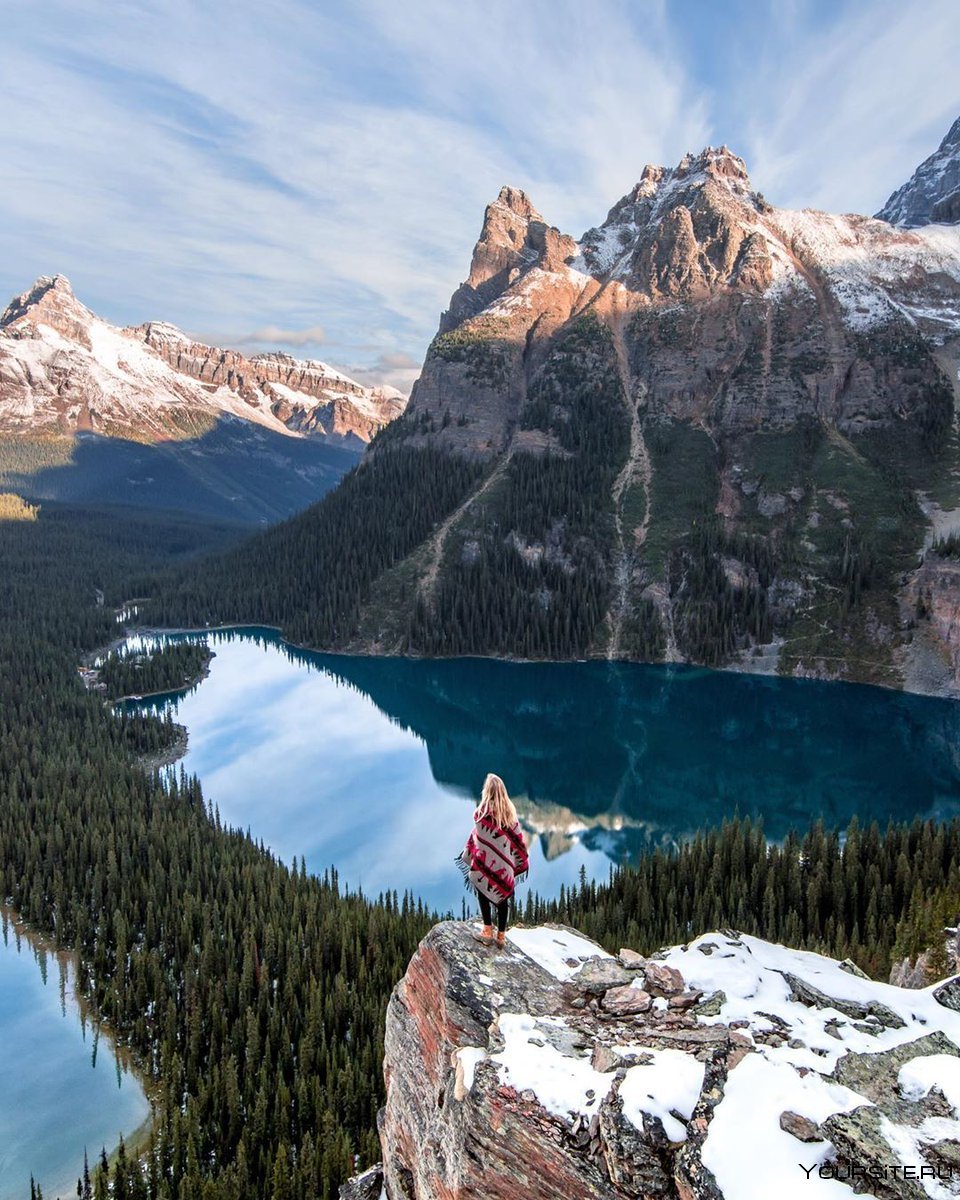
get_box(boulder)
[695,991,726,1017]
[821,1105,928,1200]
[572,956,634,995]
[668,992,703,1011]
[831,1031,960,1124]
[602,985,653,1016]
[781,971,905,1028]
[643,963,685,997]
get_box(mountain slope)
[877,116,960,227]
[0,276,405,522]
[154,122,960,688]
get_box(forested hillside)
[0,505,435,1199]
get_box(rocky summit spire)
[576,144,767,295]
[440,186,578,332]
[876,114,960,227]
[1,274,100,347]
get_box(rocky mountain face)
[350,123,960,691]
[157,117,960,686]
[342,922,960,1200]
[0,276,405,523]
[878,117,960,228]
[0,275,405,445]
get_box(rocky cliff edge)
[343,921,960,1200]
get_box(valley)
[2,100,960,1200]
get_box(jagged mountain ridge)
[0,275,407,523]
[0,275,405,445]
[156,119,960,688]
[877,116,960,227]
[407,142,960,459]
[368,130,960,686]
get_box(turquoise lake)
[0,916,150,1200]
[128,629,960,913]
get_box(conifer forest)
[0,501,958,1197]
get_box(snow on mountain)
[766,208,960,337]
[0,276,405,445]
[878,115,960,228]
[533,143,960,340]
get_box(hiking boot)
[472,924,493,945]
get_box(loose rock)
[778,1111,820,1142]
[602,985,654,1016]
[644,963,685,997]
[572,956,634,995]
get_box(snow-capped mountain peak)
[877,113,960,228]
[0,277,406,445]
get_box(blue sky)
[2,0,957,390]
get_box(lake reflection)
[0,917,150,1200]
[129,630,960,913]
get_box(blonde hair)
[478,773,517,829]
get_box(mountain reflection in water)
[128,630,960,910]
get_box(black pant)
[478,890,509,934]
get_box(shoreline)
[0,906,160,1186]
[136,722,189,773]
[113,617,960,705]
[82,639,215,706]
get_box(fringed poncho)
[457,810,529,903]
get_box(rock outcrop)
[0,276,405,445]
[441,187,581,334]
[348,923,960,1199]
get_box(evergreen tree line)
[0,505,434,1200]
[98,642,212,700]
[523,814,960,981]
[669,520,780,665]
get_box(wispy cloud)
[737,0,960,214]
[0,0,956,386]
[342,351,422,393]
[232,325,326,349]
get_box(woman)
[458,773,529,948]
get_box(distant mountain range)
[0,275,405,523]
[152,112,960,693]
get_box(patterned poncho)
[458,810,529,903]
